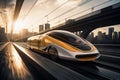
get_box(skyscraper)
[45,23,50,30]
[39,25,44,32]
[119,32,120,39]
[108,27,114,39]
[98,31,103,40]
[0,27,6,41]
[112,31,118,40]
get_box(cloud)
[0,0,15,9]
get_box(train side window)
[48,31,91,50]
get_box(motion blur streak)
[0,43,33,80]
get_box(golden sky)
[0,0,120,34]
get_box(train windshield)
[47,31,91,50]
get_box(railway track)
[0,42,120,80]
[14,42,120,80]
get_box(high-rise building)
[39,25,44,32]
[0,27,6,41]
[102,32,106,39]
[119,32,120,39]
[45,23,50,30]
[108,27,114,39]
[97,31,103,40]
[113,31,118,40]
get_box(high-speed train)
[27,30,100,61]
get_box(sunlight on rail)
[9,44,33,80]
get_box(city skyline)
[87,27,120,44]
[1,25,120,44]
[13,24,120,38]
[92,25,120,37]
[1,0,120,33]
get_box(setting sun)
[14,20,24,33]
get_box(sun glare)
[14,20,23,33]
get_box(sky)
[0,0,120,34]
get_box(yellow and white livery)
[27,30,100,61]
